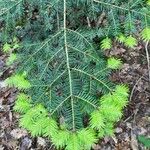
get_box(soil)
[0,41,150,150]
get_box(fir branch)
[72,68,112,91]
[93,0,150,17]
[0,0,22,16]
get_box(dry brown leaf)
[10,128,28,139]
[110,47,126,56]
[0,145,4,150]
[37,137,46,147]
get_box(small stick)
[129,75,144,102]
[145,41,150,81]
[87,17,91,28]
[96,12,105,27]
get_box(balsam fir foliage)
[12,84,128,150]
[1,0,150,149]
[100,37,112,50]
[5,73,31,90]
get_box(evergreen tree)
[1,0,150,149]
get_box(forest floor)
[0,41,150,150]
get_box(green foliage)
[51,130,70,149]
[15,84,129,150]
[78,129,97,150]
[99,85,129,123]
[104,122,114,136]
[30,118,48,137]
[44,119,59,137]
[100,85,129,109]
[19,104,48,130]
[107,57,122,69]
[100,37,112,50]
[0,0,140,149]
[115,85,129,98]
[6,53,17,66]
[12,37,20,49]
[3,43,11,53]
[138,135,150,148]
[100,102,123,122]
[147,0,150,5]
[2,37,20,53]
[141,27,150,41]
[90,110,105,130]
[66,133,80,150]
[14,93,31,114]
[5,69,129,150]
[116,34,126,43]
[1,0,150,40]
[5,73,31,89]
[124,36,137,48]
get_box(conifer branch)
[39,47,64,79]
[72,68,112,91]
[20,31,63,69]
[67,45,99,61]
[74,95,98,109]
[66,28,94,49]
[0,0,22,16]
[32,70,67,87]
[51,95,71,115]
[93,0,150,17]
[63,0,75,131]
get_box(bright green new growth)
[90,110,105,130]
[2,37,19,53]
[117,34,138,48]
[3,43,11,53]
[141,27,150,41]
[100,37,112,50]
[14,93,31,113]
[6,53,17,66]
[124,36,137,48]
[5,74,31,89]
[147,0,150,5]
[107,58,122,69]
[116,34,126,43]
[13,84,129,150]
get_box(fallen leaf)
[110,47,126,56]
[116,127,123,133]
[37,137,46,147]
[0,145,4,150]
[11,128,28,139]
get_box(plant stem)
[145,41,150,81]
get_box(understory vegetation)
[0,0,150,149]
